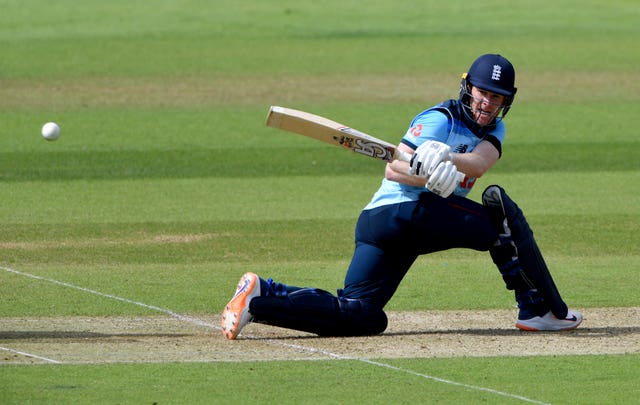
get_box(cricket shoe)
[221,272,260,340]
[516,309,583,331]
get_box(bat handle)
[395,150,412,162]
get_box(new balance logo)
[491,64,502,81]
[453,144,468,154]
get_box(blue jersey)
[364,99,506,210]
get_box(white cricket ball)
[42,122,61,141]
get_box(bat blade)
[266,106,411,162]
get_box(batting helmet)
[459,54,517,120]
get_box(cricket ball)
[41,122,61,141]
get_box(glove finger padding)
[409,141,452,178]
[426,161,461,198]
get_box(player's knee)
[337,298,388,336]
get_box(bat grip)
[395,150,412,162]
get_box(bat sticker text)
[334,127,393,161]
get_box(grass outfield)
[1,0,639,403]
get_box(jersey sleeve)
[400,110,451,151]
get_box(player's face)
[469,86,506,126]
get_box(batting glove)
[409,140,452,178]
[426,161,462,198]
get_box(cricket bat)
[265,106,412,162]
[265,106,465,189]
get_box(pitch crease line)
[2,266,546,404]
[0,346,62,364]
[0,266,215,329]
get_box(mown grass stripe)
[0,141,637,181]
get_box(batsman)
[221,54,582,339]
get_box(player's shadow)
[249,326,640,340]
[382,326,640,337]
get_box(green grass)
[2,355,638,404]
[1,0,639,403]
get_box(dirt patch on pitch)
[1,308,638,364]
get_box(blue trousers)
[250,192,498,336]
[342,192,497,307]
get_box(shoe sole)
[516,313,582,332]
[221,273,259,340]
[516,322,581,331]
